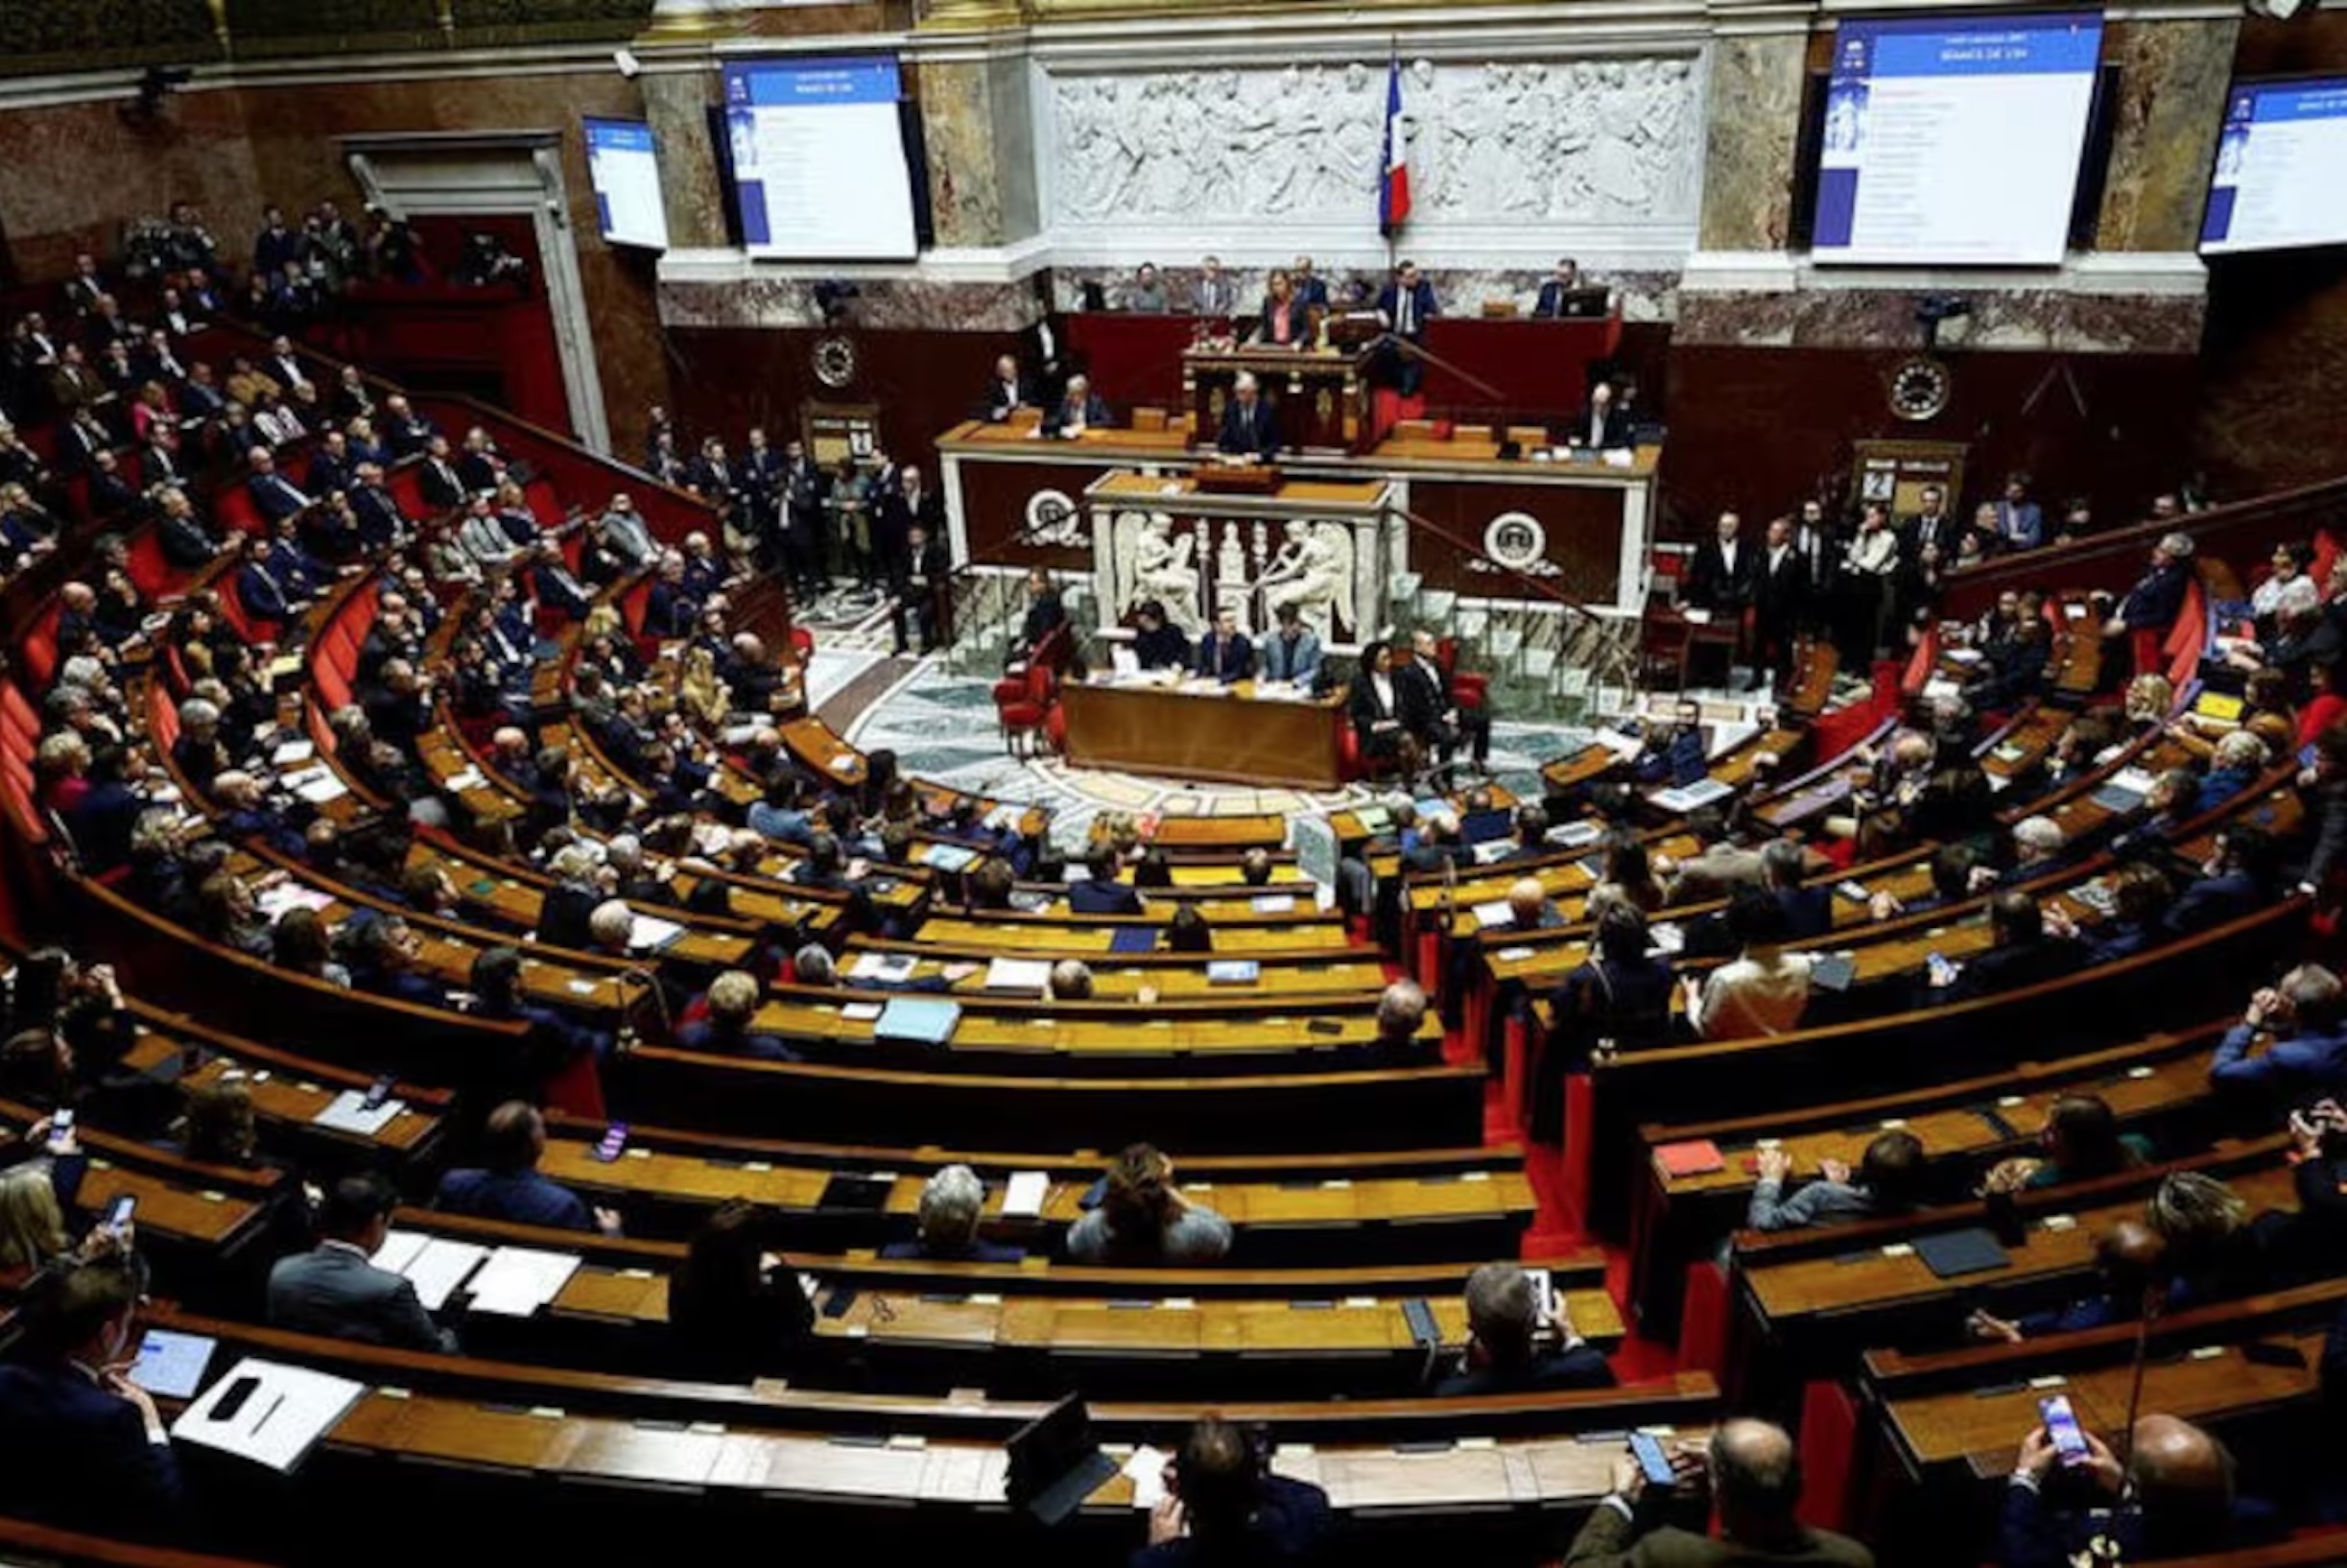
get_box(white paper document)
[984,957,1054,993]
[464,1247,581,1318]
[628,913,686,951]
[1124,1445,1170,1509]
[172,1357,366,1474]
[1002,1170,1051,1219]
[371,1232,489,1312]
[312,1090,402,1136]
[850,952,916,982]
[1469,900,1515,929]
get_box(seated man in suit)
[1258,600,1322,686]
[0,1254,184,1539]
[1434,1261,1613,1395]
[1531,256,1587,318]
[1215,370,1281,461]
[880,1164,1026,1263]
[1999,1414,2280,1568]
[1561,1417,1875,1567]
[2208,962,2347,1105]
[435,1100,621,1234]
[1134,1414,1331,1568]
[1068,844,1145,915]
[1194,606,1253,684]
[981,353,1031,423]
[1044,373,1111,438]
[246,443,313,522]
[1942,891,2084,1003]
[268,1171,459,1351]
[1569,380,1632,451]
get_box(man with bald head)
[2000,1412,2279,1566]
[1562,1415,1873,1564]
[1968,1219,2166,1344]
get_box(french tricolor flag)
[1379,57,1411,237]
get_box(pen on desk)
[250,1392,286,1432]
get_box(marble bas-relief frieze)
[1044,56,1702,234]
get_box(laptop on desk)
[1005,1394,1121,1526]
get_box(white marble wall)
[1034,54,1705,270]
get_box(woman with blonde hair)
[2122,672,2175,729]
[678,643,732,730]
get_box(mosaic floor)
[812,650,1604,853]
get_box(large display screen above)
[721,57,919,262]
[1813,12,2104,266]
[2201,78,2347,256]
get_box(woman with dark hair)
[1981,1092,2154,1196]
[665,1198,814,1380]
[1347,643,1411,767]
[1682,890,1813,1039]
[1531,903,1675,1144]
[272,906,352,987]
[1167,903,1213,954]
[1599,829,1666,915]
[1132,845,1174,890]
[1065,1143,1232,1264]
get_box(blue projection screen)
[583,118,670,251]
[2201,78,2347,256]
[721,56,918,261]
[1814,12,2104,266]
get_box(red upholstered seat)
[20,603,61,692]
[992,664,1056,754]
[789,626,816,659]
[124,529,176,599]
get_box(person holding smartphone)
[1558,1416,1873,1565]
[1434,1262,1613,1396]
[1999,1413,2280,1567]
[0,1254,183,1538]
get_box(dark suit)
[1376,277,1438,395]
[417,457,465,511]
[1046,393,1112,436]
[1751,541,1806,681]
[1399,654,1491,764]
[1683,537,1755,613]
[0,1360,183,1538]
[268,1241,458,1351]
[983,375,1034,422]
[248,468,311,522]
[1434,1344,1616,1397]
[1194,630,1253,684]
[1568,401,1632,450]
[891,532,951,654]
[1561,1507,1875,1567]
[1217,396,1281,460]
[437,1167,597,1231]
[1068,877,1145,915]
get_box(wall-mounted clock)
[1888,356,1953,422]
[812,335,858,390]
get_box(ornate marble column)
[638,68,731,252]
[2096,13,2242,254]
[1696,2,1812,253]
[913,49,1038,250]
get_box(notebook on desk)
[1005,1395,1120,1527]
[1108,927,1159,955]
[875,997,961,1046]
[1913,1226,2012,1279]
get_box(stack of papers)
[984,957,1054,993]
[313,1089,403,1136]
[1001,1171,1051,1219]
[922,843,979,872]
[984,804,1023,831]
[1249,893,1296,914]
[1469,900,1515,929]
[1594,728,1647,762]
[875,997,962,1046]
[1206,960,1260,986]
[172,1358,366,1474]
[371,1230,489,1311]
[628,913,686,951]
[255,883,337,922]
[1651,777,1733,813]
[465,1247,581,1318]
[1546,820,1603,848]
[849,952,918,984]
[270,739,316,767]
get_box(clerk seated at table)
[1215,371,1281,461]
[980,353,1032,424]
[1570,381,1633,451]
[1259,601,1322,686]
[1254,268,1315,350]
[1195,606,1254,684]
[1131,600,1191,671]
[1530,257,1586,319]
[880,1164,1026,1264]
[1433,1261,1614,1396]
[1044,374,1112,439]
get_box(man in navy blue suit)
[1194,606,1254,684]
[1531,257,1586,319]
[1375,259,1439,396]
[1067,845,1145,915]
[1216,371,1281,461]
[436,1100,621,1234]
[0,1254,185,1538]
[246,443,312,522]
